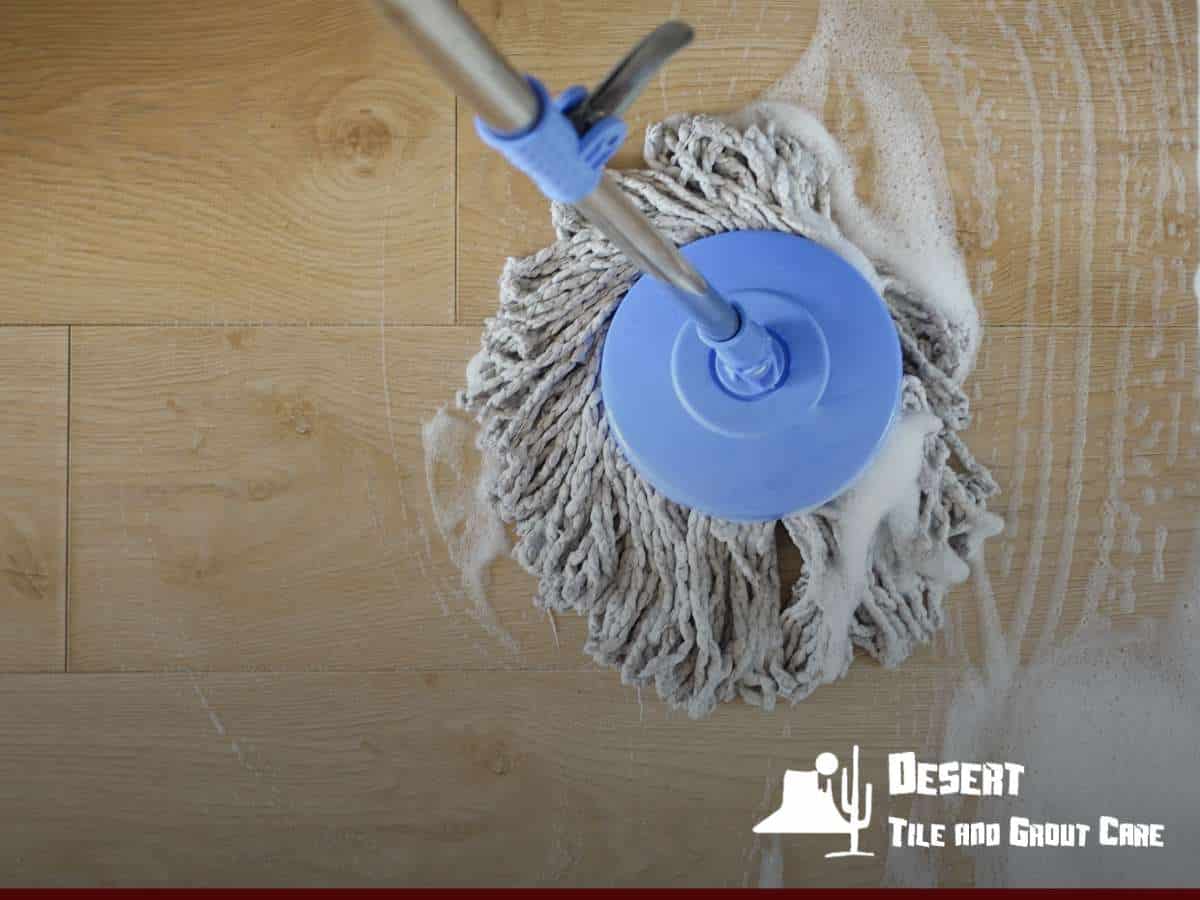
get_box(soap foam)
[813,411,963,679]
[421,406,518,652]
[966,607,1200,887]
[758,0,981,374]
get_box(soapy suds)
[887,523,1200,887]
[1152,526,1168,583]
[953,564,1199,887]
[815,411,955,676]
[1086,317,1131,610]
[421,406,518,652]
[762,0,980,374]
[993,0,1045,582]
[1041,0,1096,652]
[908,5,1001,254]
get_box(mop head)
[460,108,1000,718]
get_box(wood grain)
[0,0,455,325]
[456,0,1197,328]
[0,329,67,671]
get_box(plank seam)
[63,325,71,674]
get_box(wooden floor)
[1,0,1196,886]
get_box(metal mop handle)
[377,0,741,342]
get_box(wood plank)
[0,328,67,672]
[456,0,1197,328]
[0,668,954,886]
[68,325,580,672]
[0,0,454,325]
[66,322,1198,675]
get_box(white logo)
[754,745,874,858]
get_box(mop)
[389,4,999,717]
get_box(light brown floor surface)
[0,0,1196,886]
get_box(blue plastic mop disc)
[600,230,902,522]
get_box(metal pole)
[377,0,741,341]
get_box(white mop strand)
[459,112,999,718]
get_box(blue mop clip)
[476,78,625,204]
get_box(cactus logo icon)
[753,745,874,858]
